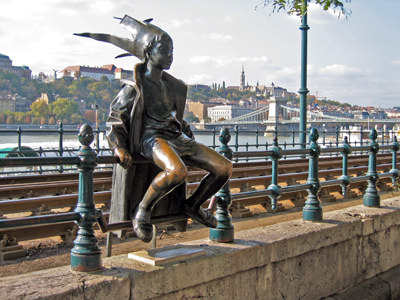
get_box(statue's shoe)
[182,205,217,228]
[132,211,153,243]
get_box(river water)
[0,131,306,155]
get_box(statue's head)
[143,31,173,70]
[74,15,172,66]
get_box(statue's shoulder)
[120,79,136,88]
[112,80,139,108]
[120,79,140,96]
[163,72,187,95]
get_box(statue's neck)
[144,63,163,83]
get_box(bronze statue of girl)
[75,15,232,242]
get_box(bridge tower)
[267,93,288,123]
[265,94,291,136]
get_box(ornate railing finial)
[78,123,95,147]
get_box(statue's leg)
[182,143,232,227]
[133,138,187,242]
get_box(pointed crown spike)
[74,14,170,61]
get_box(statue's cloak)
[106,63,189,225]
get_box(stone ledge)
[0,197,399,300]
[322,264,400,300]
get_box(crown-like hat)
[74,15,169,60]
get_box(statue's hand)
[115,148,133,169]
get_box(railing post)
[17,126,22,152]
[348,128,351,146]
[96,127,100,153]
[39,146,43,174]
[234,125,239,151]
[59,122,64,173]
[336,126,339,147]
[209,127,234,243]
[303,128,322,221]
[59,122,64,156]
[256,128,259,149]
[71,124,102,271]
[292,129,295,147]
[267,128,282,211]
[363,129,380,207]
[339,136,351,197]
[245,142,249,162]
[212,127,216,149]
[390,136,399,187]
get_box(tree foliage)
[0,69,120,110]
[0,68,121,124]
[50,98,80,120]
[255,0,351,17]
[30,99,50,118]
[188,85,259,103]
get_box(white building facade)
[208,105,255,122]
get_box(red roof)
[61,65,114,75]
[102,64,116,71]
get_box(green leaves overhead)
[255,0,351,17]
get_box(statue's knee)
[223,160,233,178]
[216,160,232,181]
[166,165,188,187]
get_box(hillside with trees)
[0,68,353,125]
[0,69,120,125]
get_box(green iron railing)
[0,123,396,160]
[0,124,398,271]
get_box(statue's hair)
[143,33,171,63]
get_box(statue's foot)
[132,209,153,242]
[183,205,217,228]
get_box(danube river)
[0,131,305,154]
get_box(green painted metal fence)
[0,124,398,271]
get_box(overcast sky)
[1,0,399,107]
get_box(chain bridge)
[208,98,400,134]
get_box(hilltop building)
[59,65,115,81]
[0,53,31,79]
[59,64,133,81]
[102,64,133,80]
[235,66,297,100]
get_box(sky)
[0,0,399,108]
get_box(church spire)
[240,64,245,91]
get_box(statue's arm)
[106,84,136,168]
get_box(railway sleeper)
[0,233,26,262]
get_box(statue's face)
[148,35,173,70]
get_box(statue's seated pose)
[75,15,232,242]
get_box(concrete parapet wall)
[1,197,400,300]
